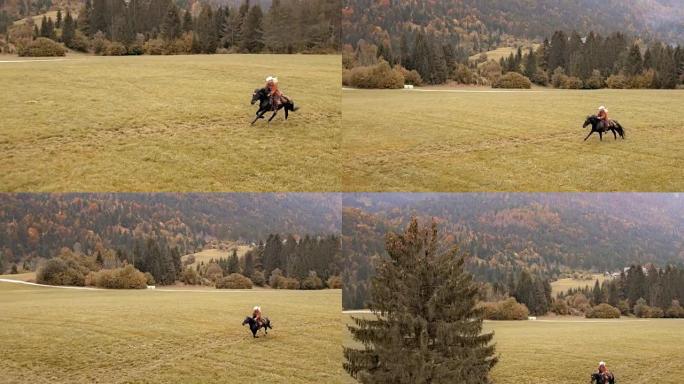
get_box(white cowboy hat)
[265,76,278,83]
[598,106,607,112]
[253,306,261,311]
[599,361,606,367]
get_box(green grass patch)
[0,282,343,383]
[342,88,684,191]
[0,54,341,192]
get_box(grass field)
[0,54,341,192]
[342,88,684,192]
[343,315,684,383]
[551,274,607,296]
[0,281,344,383]
[183,246,253,269]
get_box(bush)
[268,268,284,287]
[630,70,655,89]
[617,299,631,316]
[18,37,66,57]
[105,41,127,56]
[633,298,651,318]
[36,252,95,286]
[87,265,147,289]
[283,277,300,290]
[326,275,343,289]
[666,300,684,318]
[551,67,566,88]
[342,69,352,86]
[349,60,404,89]
[561,76,583,89]
[551,298,569,315]
[66,31,89,52]
[606,74,628,89]
[649,307,664,318]
[301,271,324,290]
[251,270,266,286]
[482,298,530,320]
[181,267,200,285]
[530,69,549,86]
[144,38,165,55]
[91,31,109,55]
[585,70,604,89]
[492,72,531,89]
[396,66,422,86]
[205,262,223,282]
[586,303,621,319]
[451,63,478,85]
[216,273,253,289]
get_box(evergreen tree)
[161,3,182,40]
[77,0,92,36]
[240,4,264,53]
[56,9,62,28]
[625,44,643,76]
[263,0,292,53]
[523,48,537,78]
[228,249,240,274]
[194,4,218,53]
[244,250,255,278]
[61,10,75,46]
[182,9,192,32]
[344,219,497,383]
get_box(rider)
[265,76,289,110]
[597,106,612,130]
[591,361,615,384]
[252,305,262,327]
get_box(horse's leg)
[285,107,289,120]
[268,110,278,123]
[584,131,593,141]
[612,129,617,140]
[599,131,603,141]
[252,109,266,125]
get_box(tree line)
[556,265,684,318]
[4,0,339,55]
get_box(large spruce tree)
[344,218,497,384]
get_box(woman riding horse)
[265,76,290,111]
[598,106,611,130]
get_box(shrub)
[326,275,343,289]
[479,60,502,85]
[18,37,65,57]
[105,41,127,56]
[606,74,628,89]
[617,299,631,316]
[181,267,200,285]
[551,67,566,88]
[251,270,266,286]
[649,307,664,318]
[482,298,530,320]
[349,60,404,89]
[586,303,621,319]
[283,277,300,290]
[36,252,95,286]
[551,298,569,315]
[630,70,655,89]
[205,262,223,282]
[301,271,324,290]
[144,38,165,55]
[88,265,147,289]
[530,69,549,86]
[216,273,253,289]
[396,66,423,86]
[633,298,651,318]
[561,76,583,89]
[183,254,196,267]
[451,63,478,85]
[585,70,604,89]
[91,31,109,55]
[342,69,352,86]
[268,268,284,287]
[492,72,531,89]
[666,300,684,318]
[66,31,89,52]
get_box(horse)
[583,115,626,141]
[250,88,298,125]
[242,316,273,338]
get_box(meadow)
[343,314,684,384]
[342,88,684,192]
[0,280,344,383]
[0,54,341,192]
[551,274,607,296]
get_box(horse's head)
[242,316,253,326]
[251,88,266,105]
[583,115,598,128]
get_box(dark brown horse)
[583,115,626,141]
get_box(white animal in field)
[528,316,537,321]
[404,84,414,89]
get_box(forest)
[0,0,340,55]
[0,193,340,268]
[342,0,684,88]
[341,194,684,310]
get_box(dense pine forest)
[341,194,684,310]
[0,193,342,288]
[342,0,684,88]
[0,0,340,55]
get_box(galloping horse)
[242,316,273,338]
[583,115,626,141]
[250,88,298,125]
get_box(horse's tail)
[615,121,626,139]
[288,100,299,112]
